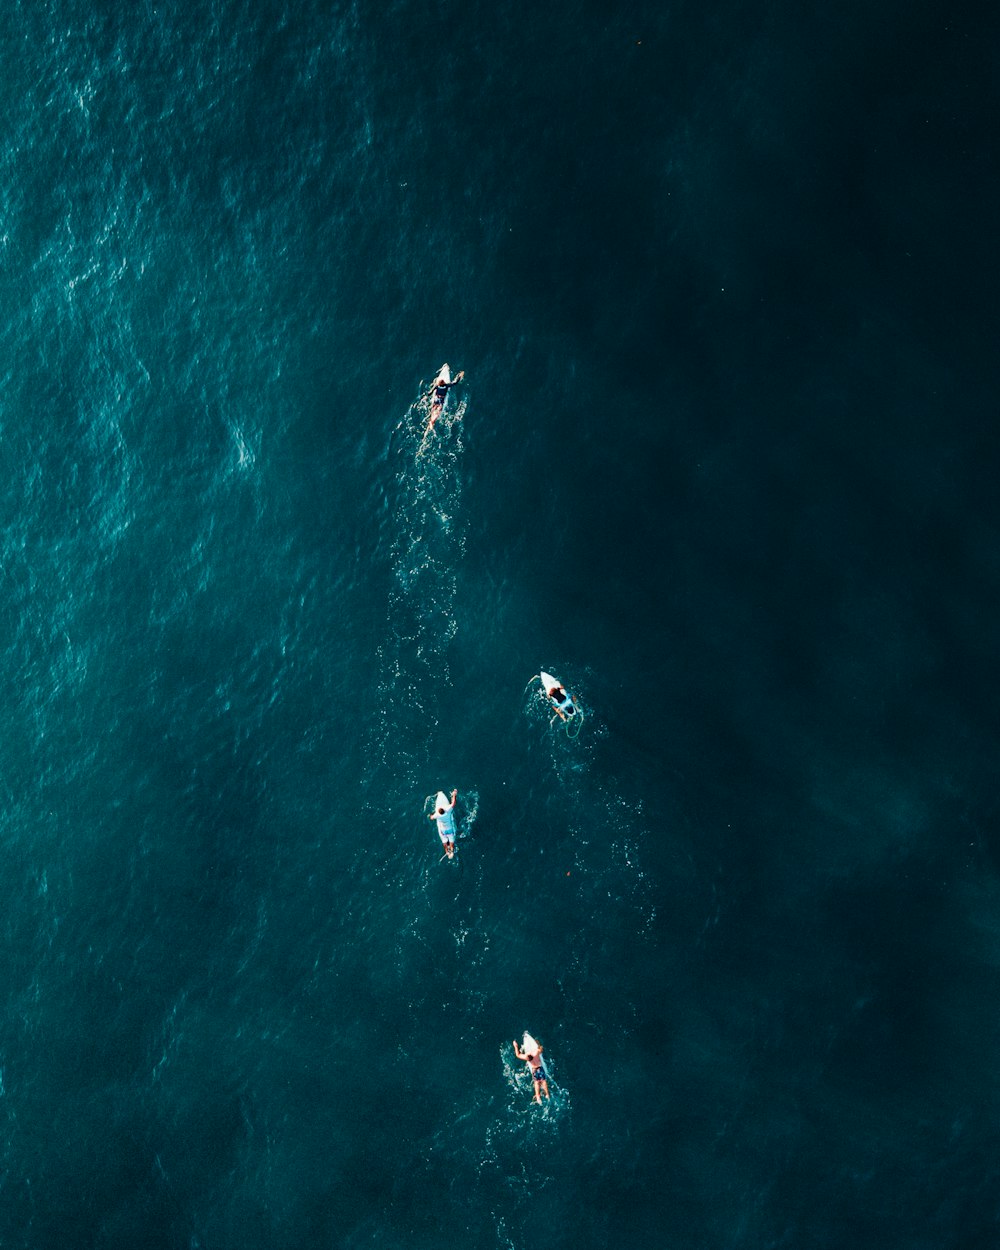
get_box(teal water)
[1,1,999,1247]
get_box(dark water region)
[0,0,999,1246]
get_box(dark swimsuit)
[432,382,454,409]
[551,690,575,715]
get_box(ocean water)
[1,1,998,1246]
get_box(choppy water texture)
[1,1,998,1247]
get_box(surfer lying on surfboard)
[525,671,584,737]
[513,1034,550,1104]
[541,672,577,722]
[429,788,459,858]
[421,364,464,444]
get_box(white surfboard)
[540,672,574,709]
[435,363,451,387]
[434,791,456,844]
[523,1032,553,1082]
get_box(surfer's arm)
[450,789,457,804]
[513,1041,526,1060]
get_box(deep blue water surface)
[1,1,998,1246]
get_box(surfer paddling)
[421,364,464,446]
[429,788,459,858]
[513,1035,551,1104]
[541,672,576,722]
